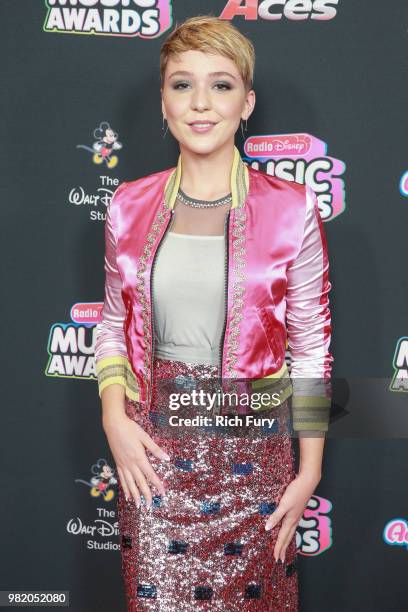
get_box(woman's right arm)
[94,184,170,508]
[94,182,136,405]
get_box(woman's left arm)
[265,185,334,561]
[286,183,334,453]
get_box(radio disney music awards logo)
[45,302,102,384]
[220,0,340,21]
[43,0,173,38]
[389,337,408,393]
[296,495,333,556]
[67,459,120,551]
[399,171,408,197]
[77,121,123,169]
[383,518,408,552]
[243,133,346,221]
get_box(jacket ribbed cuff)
[291,395,330,432]
[95,355,140,402]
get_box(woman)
[94,15,333,611]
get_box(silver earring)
[241,118,248,139]
[162,116,168,139]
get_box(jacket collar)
[164,144,249,210]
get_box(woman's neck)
[178,141,234,200]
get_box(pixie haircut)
[160,15,255,92]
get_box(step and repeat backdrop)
[2,1,407,610]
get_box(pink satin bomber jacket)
[94,146,334,432]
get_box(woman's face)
[161,50,255,155]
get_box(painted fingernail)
[265,523,271,531]
[162,453,171,461]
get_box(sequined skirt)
[117,356,299,611]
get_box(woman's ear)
[245,89,256,120]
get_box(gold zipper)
[214,210,230,415]
[148,208,175,406]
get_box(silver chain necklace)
[177,186,232,208]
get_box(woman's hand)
[264,472,321,563]
[103,410,170,510]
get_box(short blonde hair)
[160,15,255,92]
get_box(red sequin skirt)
[117,356,299,611]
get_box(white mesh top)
[151,231,226,365]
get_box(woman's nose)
[190,86,211,111]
